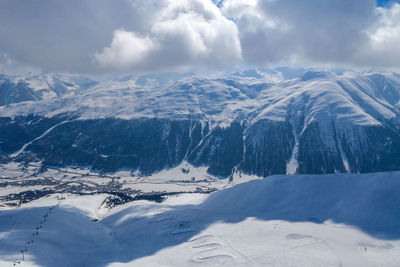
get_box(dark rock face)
[188,121,244,177]
[297,121,346,174]
[240,120,294,177]
[341,125,400,173]
[26,118,195,174]
[1,115,400,178]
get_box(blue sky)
[377,0,399,6]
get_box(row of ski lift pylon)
[13,196,63,266]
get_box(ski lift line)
[14,196,64,264]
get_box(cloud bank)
[1,0,400,73]
[95,0,241,72]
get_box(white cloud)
[95,30,156,69]
[360,3,400,68]
[2,0,400,73]
[221,0,378,67]
[221,0,291,64]
[95,0,241,72]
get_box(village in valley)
[0,160,238,210]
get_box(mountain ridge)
[1,69,400,178]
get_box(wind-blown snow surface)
[1,172,400,266]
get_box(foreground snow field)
[1,172,400,266]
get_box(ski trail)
[286,122,299,175]
[286,137,299,175]
[336,136,350,173]
[332,121,350,173]
[338,143,350,173]
[188,233,252,265]
[11,120,72,158]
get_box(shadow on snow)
[1,172,400,266]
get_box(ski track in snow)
[286,128,299,175]
[0,172,399,266]
[188,232,252,266]
[11,120,72,158]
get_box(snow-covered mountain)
[1,70,400,177]
[0,73,97,105]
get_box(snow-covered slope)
[2,70,400,125]
[1,70,400,177]
[1,172,399,266]
[0,75,265,123]
[0,73,97,105]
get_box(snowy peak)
[1,69,400,177]
[1,70,400,128]
[297,70,337,82]
[255,71,398,127]
[0,72,97,105]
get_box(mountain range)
[1,69,400,178]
